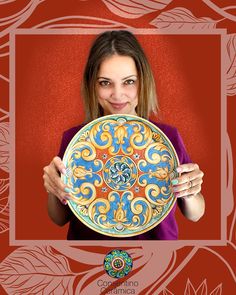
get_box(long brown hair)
[82,30,158,121]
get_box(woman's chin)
[106,110,137,116]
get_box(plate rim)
[62,114,180,237]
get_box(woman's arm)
[177,192,205,222]
[43,156,72,226]
[47,193,71,226]
[171,163,205,221]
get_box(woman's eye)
[99,80,110,86]
[124,79,135,85]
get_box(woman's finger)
[171,164,204,186]
[43,161,72,200]
[171,171,202,186]
[175,184,202,198]
[47,175,72,202]
[176,163,199,173]
[172,178,203,193]
[52,156,67,175]
[43,163,68,192]
[45,176,72,205]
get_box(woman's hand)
[171,163,205,221]
[43,156,71,205]
[171,163,204,199]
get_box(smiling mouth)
[110,102,128,110]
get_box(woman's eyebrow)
[97,77,111,80]
[97,75,138,80]
[122,75,138,80]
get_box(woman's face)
[96,54,139,116]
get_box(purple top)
[58,121,191,240]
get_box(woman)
[43,30,205,240]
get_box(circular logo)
[104,249,133,278]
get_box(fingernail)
[174,192,181,198]
[62,168,66,175]
[176,167,182,173]
[171,179,178,185]
[64,187,71,193]
[61,199,67,205]
[169,172,175,180]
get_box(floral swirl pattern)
[62,115,179,237]
[104,156,137,191]
[110,161,131,184]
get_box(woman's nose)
[111,85,124,100]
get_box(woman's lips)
[110,102,127,110]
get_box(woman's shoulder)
[62,123,86,138]
[58,123,86,159]
[149,120,178,137]
[149,120,191,164]
[61,123,87,145]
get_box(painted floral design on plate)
[62,114,179,237]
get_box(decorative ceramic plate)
[62,114,179,237]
